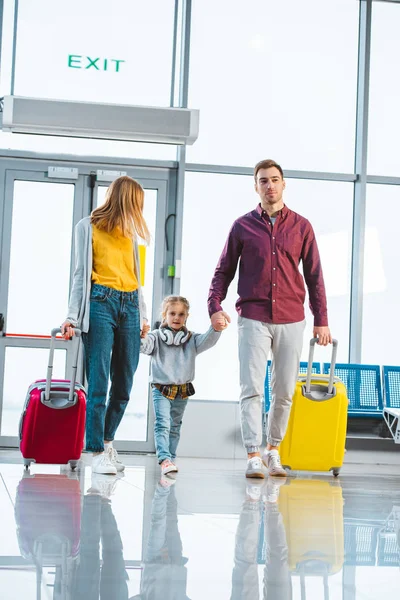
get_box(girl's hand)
[141,323,150,338]
[61,321,75,340]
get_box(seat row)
[264,361,400,418]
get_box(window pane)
[0,0,177,159]
[7,181,74,335]
[286,179,353,364]
[181,173,352,401]
[362,184,399,364]
[0,0,14,97]
[187,0,359,172]
[14,0,175,107]
[1,347,66,436]
[368,3,400,175]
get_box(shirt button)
[273,267,276,270]
[273,252,276,254]
[273,236,275,239]
[273,283,276,286]
[273,299,276,302]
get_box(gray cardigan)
[140,326,221,385]
[66,217,147,332]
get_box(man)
[208,159,331,478]
[231,480,290,600]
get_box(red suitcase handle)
[45,328,82,404]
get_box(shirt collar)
[256,203,289,220]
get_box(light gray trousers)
[238,316,305,452]
[230,500,292,600]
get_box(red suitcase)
[15,473,81,600]
[19,328,86,469]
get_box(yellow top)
[91,225,138,291]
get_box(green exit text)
[68,55,125,72]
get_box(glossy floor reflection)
[0,452,399,599]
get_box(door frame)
[0,154,178,452]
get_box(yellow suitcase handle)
[305,338,338,396]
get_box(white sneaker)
[89,473,118,499]
[264,478,286,503]
[106,446,125,472]
[246,480,264,501]
[159,476,176,488]
[245,456,265,479]
[92,452,117,475]
[161,459,178,476]
[262,450,287,478]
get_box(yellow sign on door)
[138,244,146,287]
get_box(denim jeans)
[73,495,128,600]
[152,387,188,463]
[140,484,189,599]
[82,284,140,453]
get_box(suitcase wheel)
[332,468,340,477]
[23,458,35,470]
[68,460,78,471]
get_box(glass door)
[0,169,83,447]
[0,159,172,452]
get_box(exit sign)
[68,55,125,72]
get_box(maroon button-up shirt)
[208,204,328,326]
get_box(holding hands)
[211,310,231,332]
[141,321,150,338]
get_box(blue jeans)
[73,495,128,600]
[83,284,140,452]
[152,387,188,463]
[140,484,189,599]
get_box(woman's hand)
[140,322,150,338]
[61,321,75,340]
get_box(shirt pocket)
[277,233,303,257]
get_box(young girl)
[140,295,223,476]
[61,176,150,475]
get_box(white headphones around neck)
[159,325,191,346]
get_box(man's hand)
[313,326,332,346]
[211,311,231,332]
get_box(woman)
[61,176,150,475]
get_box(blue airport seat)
[264,360,321,413]
[377,534,400,566]
[383,366,400,409]
[323,363,383,417]
[344,523,378,566]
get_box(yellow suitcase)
[278,479,344,576]
[279,339,348,476]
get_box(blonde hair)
[161,296,190,322]
[91,176,150,243]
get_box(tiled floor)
[0,450,399,599]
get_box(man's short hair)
[254,159,284,181]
